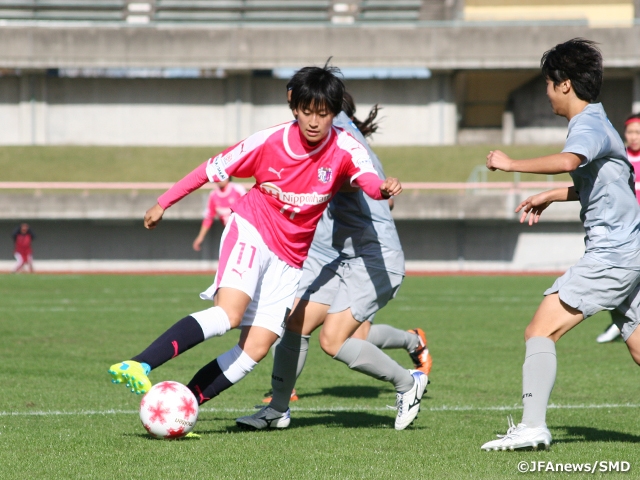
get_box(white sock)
[217,345,257,384]
[190,306,231,340]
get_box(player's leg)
[236,299,329,430]
[481,293,580,451]
[12,253,24,273]
[482,261,640,451]
[189,250,301,407]
[187,325,278,404]
[108,213,261,394]
[25,254,33,273]
[109,288,251,394]
[613,280,640,365]
[262,259,342,404]
[364,322,432,375]
[322,308,427,430]
[349,268,429,372]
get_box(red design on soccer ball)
[178,395,197,419]
[157,381,180,394]
[147,400,170,424]
[165,426,186,439]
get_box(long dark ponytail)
[342,91,381,138]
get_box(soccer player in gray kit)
[482,38,640,451]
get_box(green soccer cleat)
[108,360,152,395]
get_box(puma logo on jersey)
[232,268,247,279]
[268,167,284,179]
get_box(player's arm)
[486,150,583,174]
[144,161,209,229]
[516,186,578,226]
[193,220,212,251]
[145,135,265,229]
[352,172,402,199]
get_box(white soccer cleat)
[481,416,552,451]
[235,406,291,431]
[393,370,428,431]
[596,323,621,343]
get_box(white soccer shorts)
[200,213,302,336]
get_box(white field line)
[1,403,639,417]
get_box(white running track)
[1,403,639,417]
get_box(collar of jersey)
[283,121,333,160]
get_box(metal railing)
[0,181,576,192]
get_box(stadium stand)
[0,1,125,21]
[0,0,430,23]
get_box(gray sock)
[334,338,414,392]
[521,336,556,428]
[269,330,310,413]
[367,324,419,351]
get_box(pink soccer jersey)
[202,182,247,227]
[157,120,385,267]
[629,147,640,203]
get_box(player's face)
[545,78,567,117]
[293,102,335,145]
[625,122,640,151]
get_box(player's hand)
[144,203,165,230]
[486,150,513,172]
[193,238,203,251]
[515,192,552,226]
[380,177,402,198]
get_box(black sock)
[187,359,234,405]
[132,316,205,370]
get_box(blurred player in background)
[596,112,640,343]
[192,178,246,252]
[12,223,34,273]
[482,39,640,451]
[108,64,403,420]
[237,91,429,432]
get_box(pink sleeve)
[157,161,209,210]
[353,172,384,200]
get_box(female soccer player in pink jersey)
[192,178,246,251]
[108,65,402,410]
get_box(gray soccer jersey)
[562,103,640,269]
[306,111,405,275]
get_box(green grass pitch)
[1,274,639,479]
[0,145,569,183]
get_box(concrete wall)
[0,218,585,272]
[0,190,586,272]
[0,74,456,146]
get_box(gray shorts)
[297,255,404,322]
[544,256,640,340]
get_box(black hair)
[540,38,602,103]
[287,61,344,116]
[342,91,381,138]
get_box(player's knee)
[318,331,340,357]
[524,323,557,342]
[285,309,305,334]
[216,308,242,328]
[627,344,640,366]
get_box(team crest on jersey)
[317,167,333,184]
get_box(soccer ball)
[139,381,199,439]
